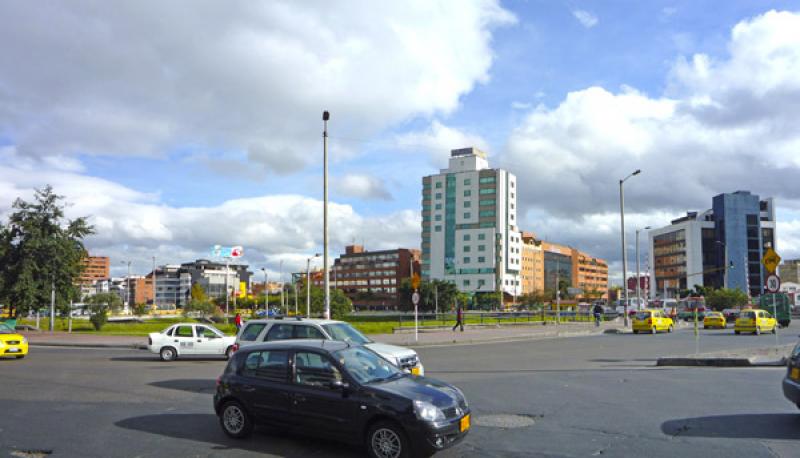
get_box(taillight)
[232,343,239,352]
[216,376,222,388]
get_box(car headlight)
[413,400,445,422]
[21,337,27,344]
[452,386,468,407]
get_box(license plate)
[459,414,470,432]
[411,367,421,376]
[6,347,19,353]
[792,368,800,381]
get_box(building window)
[464,212,472,219]
[480,199,495,206]
[511,181,515,188]
[511,203,515,209]
[464,257,471,264]
[435,203,442,210]
[511,192,515,198]
[464,201,471,208]
[463,234,471,241]
[435,192,442,199]
[464,190,471,197]
[479,176,496,184]
[464,178,471,185]
[435,214,442,221]
[464,279,471,287]
[479,210,495,217]
[478,279,486,287]
[479,188,496,195]
[464,246,471,252]
[435,182,442,188]
[478,256,485,263]
[478,234,486,240]
[434,225,442,232]
[478,245,486,252]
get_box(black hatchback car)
[214,340,470,458]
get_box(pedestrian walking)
[452,303,464,332]
[234,312,243,332]
[593,303,603,327]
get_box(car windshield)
[323,323,371,345]
[635,312,651,320]
[334,346,402,384]
[741,311,756,319]
[0,323,15,334]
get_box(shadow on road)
[149,378,216,394]
[662,413,800,440]
[115,413,358,457]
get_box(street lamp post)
[619,169,641,327]
[322,111,331,320]
[121,260,132,313]
[635,226,651,311]
[261,268,268,311]
[306,253,320,317]
[152,256,157,309]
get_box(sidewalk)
[23,321,625,349]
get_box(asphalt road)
[2,324,799,458]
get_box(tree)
[84,293,122,330]
[183,299,216,319]
[0,186,94,319]
[190,282,207,302]
[518,291,547,310]
[304,285,353,319]
[705,288,749,311]
[132,302,149,317]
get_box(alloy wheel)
[223,405,245,435]
[371,428,402,458]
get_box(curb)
[656,356,787,367]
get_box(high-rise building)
[421,147,522,301]
[520,232,544,295]
[649,191,776,298]
[780,259,800,284]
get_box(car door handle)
[174,340,179,343]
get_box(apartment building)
[520,232,544,294]
[421,147,522,301]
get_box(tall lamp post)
[635,226,651,311]
[122,260,132,313]
[619,169,641,327]
[260,268,268,311]
[306,253,321,317]
[322,111,331,320]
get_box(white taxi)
[148,323,236,361]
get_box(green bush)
[90,310,108,330]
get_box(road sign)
[411,273,421,289]
[762,248,781,274]
[412,292,420,305]
[231,246,244,258]
[766,274,781,293]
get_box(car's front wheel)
[225,346,235,360]
[219,400,253,439]
[160,346,177,361]
[366,420,411,458]
[668,325,674,333]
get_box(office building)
[649,191,776,298]
[540,240,609,300]
[780,259,800,284]
[421,147,522,301]
[148,265,187,308]
[520,232,544,295]
[180,259,252,303]
[330,245,420,311]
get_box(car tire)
[160,346,177,361]
[366,420,411,458]
[755,327,761,336]
[219,400,253,439]
[225,346,235,360]
[703,326,708,330]
[651,327,657,335]
[668,325,673,333]
[735,330,740,335]
[633,330,639,334]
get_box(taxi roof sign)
[761,247,781,274]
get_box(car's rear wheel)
[225,346,235,360]
[366,420,411,458]
[651,327,657,335]
[633,330,639,334]
[668,325,674,333]
[160,346,177,361]
[220,400,253,439]
[734,330,740,335]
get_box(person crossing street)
[452,303,464,332]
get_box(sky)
[2,0,800,283]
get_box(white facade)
[423,147,522,296]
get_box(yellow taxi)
[703,311,727,329]
[632,309,674,334]
[0,322,28,359]
[734,308,776,335]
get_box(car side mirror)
[329,379,349,391]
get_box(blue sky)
[2,1,800,280]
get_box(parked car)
[703,311,726,329]
[0,322,28,359]
[214,339,470,457]
[234,318,424,375]
[147,323,236,361]
[632,309,674,334]
[734,309,777,335]
[782,340,800,409]
[722,308,740,324]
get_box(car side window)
[175,326,194,337]
[166,327,174,336]
[240,323,266,341]
[266,324,294,341]
[294,351,342,388]
[242,350,289,382]
[198,326,219,338]
[294,325,325,339]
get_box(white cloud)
[0,1,515,174]
[511,101,533,110]
[572,10,598,28]
[506,10,800,266]
[394,120,490,168]
[335,174,392,201]
[0,160,419,278]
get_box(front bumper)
[0,340,28,357]
[406,410,471,455]
[782,376,800,407]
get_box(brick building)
[331,245,420,311]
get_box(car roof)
[242,318,342,326]
[238,339,350,353]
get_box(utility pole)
[294,279,299,315]
[279,260,284,315]
[49,277,55,332]
[261,268,268,311]
[434,284,439,317]
[555,257,560,325]
[224,258,230,323]
[619,169,641,327]
[152,256,157,310]
[323,111,331,320]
